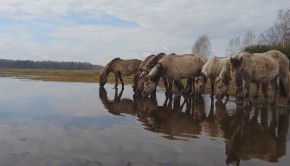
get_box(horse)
[194,56,230,98]
[229,50,290,107]
[142,54,205,97]
[132,54,156,92]
[99,58,142,88]
[215,56,269,101]
[136,53,169,95]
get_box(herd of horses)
[99,50,290,107]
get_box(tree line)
[192,9,290,59]
[0,59,103,70]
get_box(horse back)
[202,56,229,79]
[138,54,156,71]
[161,54,205,79]
[250,54,279,82]
[112,58,142,76]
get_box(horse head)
[194,76,205,98]
[99,73,107,87]
[229,56,244,98]
[143,75,158,97]
[136,70,149,94]
[215,76,229,100]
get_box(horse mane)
[218,60,231,85]
[108,57,121,67]
[146,53,166,70]
[149,63,164,82]
[101,57,120,76]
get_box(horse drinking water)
[142,54,205,96]
[99,58,142,88]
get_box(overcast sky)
[0,0,289,65]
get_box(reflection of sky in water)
[0,77,289,166]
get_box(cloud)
[0,0,289,65]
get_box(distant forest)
[0,59,103,70]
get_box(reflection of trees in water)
[98,87,289,164]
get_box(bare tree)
[226,36,241,56]
[276,9,290,46]
[242,31,256,48]
[257,9,290,46]
[257,33,268,45]
[192,34,211,60]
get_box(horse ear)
[239,57,243,63]
[230,57,233,63]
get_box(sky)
[0,0,289,65]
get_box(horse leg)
[114,72,119,87]
[187,77,193,94]
[261,82,268,98]
[243,81,251,108]
[210,78,215,97]
[279,74,290,104]
[132,73,138,92]
[254,83,260,99]
[176,79,184,93]
[162,77,169,95]
[167,78,173,96]
[117,72,124,88]
[270,77,278,106]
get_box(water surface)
[0,76,289,166]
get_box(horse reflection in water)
[99,87,137,116]
[140,95,203,140]
[221,105,289,165]
[99,88,289,164]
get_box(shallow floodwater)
[0,76,289,166]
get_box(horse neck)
[101,65,111,77]
[149,63,163,82]
[220,62,231,85]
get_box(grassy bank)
[0,68,134,83]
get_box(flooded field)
[0,76,289,166]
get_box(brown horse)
[195,56,230,98]
[132,54,156,92]
[99,58,142,88]
[136,53,169,95]
[229,50,290,107]
[143,54,205,96]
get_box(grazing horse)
[195,56,230,98]
[229,50,290,107]
[215,56,269,101]
[132,54,156,92]
[99,58,142,88]
[142,54,205,97]
[136,53,169,95]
